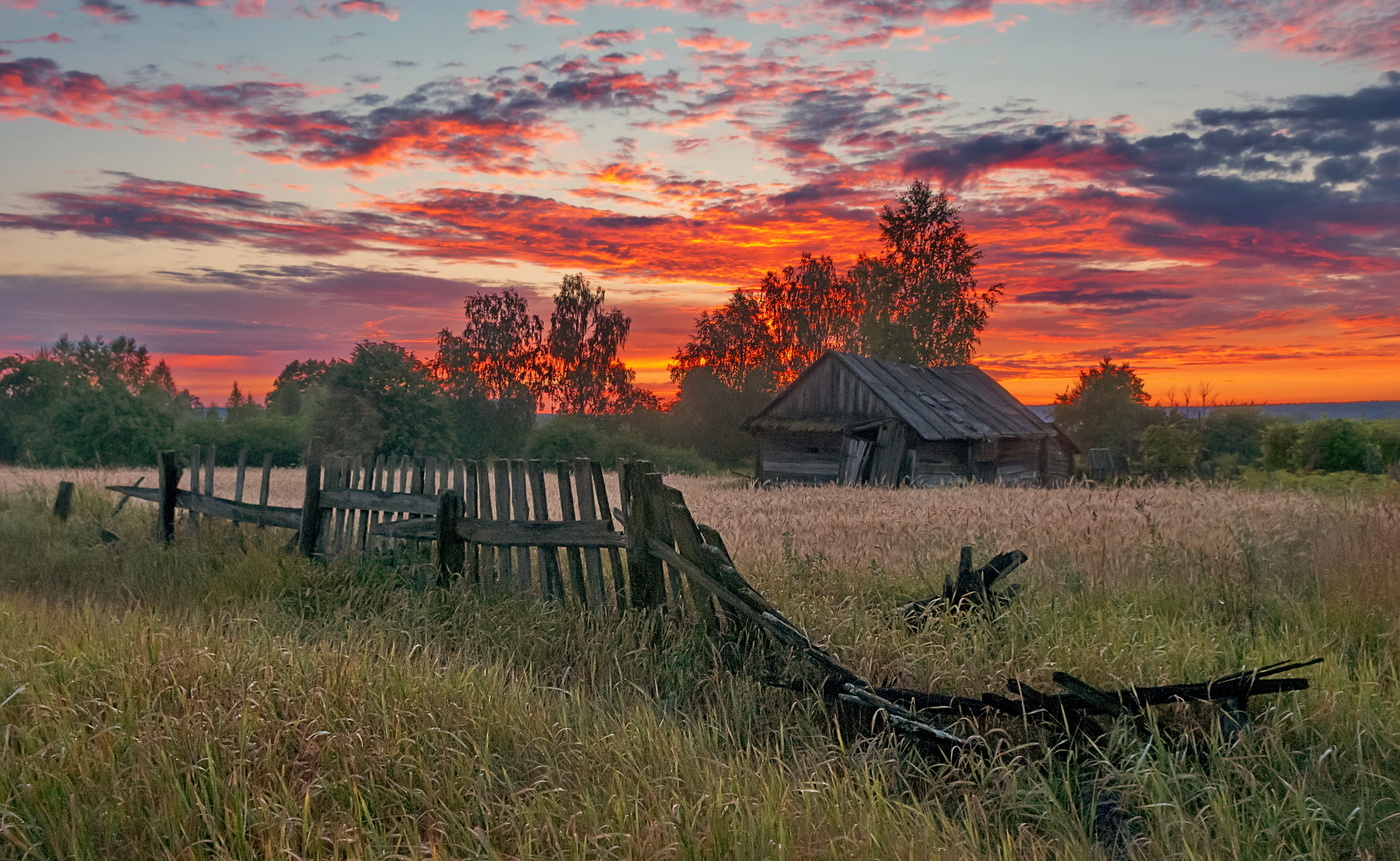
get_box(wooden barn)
[744,352,1075,486]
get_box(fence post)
[437,489,466,587]
[622,460,666,609]
[52,481,75,522]
[298,438,324,558]
[158,451,180,543]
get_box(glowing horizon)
[2,0,1397,409]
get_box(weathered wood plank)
[318,488,438,515]
[372,516,626,547]
[574,458,606,605]
[158,452,180,543]
[662,485,720,631]
[53,481,74,521]
[437,490,466,585]
[623,462,665,609]
[528,459,564,602]
[465,460,482,583]
[592,459,626,611]
[298,439,325,557]
[107,485,301,529]
[556,461,587,604]
[259,453,273,508]
[509,460,533,594]
[493,460,514,588]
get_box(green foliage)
[669,288,779,391]
[1294,418,1370,472]
[310,342,451,458]
[181,409,307,467]
[525,414,715,474]
[849,181,1001,366]
[265,359,342,417]
[1260,422,1300,471]
[1054,356,1153,460]
[0,336,197,466]
[547,274,655,414]
[1138,423,1202,479]
[1200,406,1269,461]
[1255,418,1399,476]
[662,367,771,469]
[435,289,546,404]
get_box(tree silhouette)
[435,289,546,405]
[1053,356,1152,460]
[670,289,778,391]
[760,252,859,382]
[850,180,1000,365]
[547,274,655,414]
[670,181,1000,393]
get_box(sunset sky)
[2,0,1397,407]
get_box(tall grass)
[1,479,1396,859]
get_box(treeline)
[0,276,727,471]
[1053,357,1400,481]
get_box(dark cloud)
[80,0,138,24]
[0,172,391,256]
[1017,286,1190,309]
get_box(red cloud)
[0,32,74,44]
[468,8,511,29]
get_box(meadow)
[0,467,1397,859]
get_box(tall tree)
[759,253,859,383]
[1053,356,1152,460]
[849,181,1000,365]
[669,181,1001,394]
[547,274,654,414]
[435,290,546,404]
[670,289,778,392]
[266,359,343,416]
[312,342,449,457]
[0,336,192,465]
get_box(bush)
[1138,424,1201,479]
[525,415,715,474]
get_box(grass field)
[1,470,1397,859]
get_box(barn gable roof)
[745,351,1053,441]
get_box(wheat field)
[1,469,1397,859]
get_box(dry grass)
[1,471,1398,859]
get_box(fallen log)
[897,547,1027,628]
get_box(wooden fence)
[108,443,722,617]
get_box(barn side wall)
[756,431,844,484]
[910,440,973,486]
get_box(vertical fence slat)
[573,458,607,606]
[622,461,665,609]
[259,453,273,507]
[663,485,721,631]
[188,444,202,530]
[230,448,247,545]
[329,456,349,554]
[509,460,534,596]
[158,451,180,543]
[527,459,563,601]
[234,449,247,503]
[298,439,324,558]
[592,459,626,610]
[493,460,514,589]
[203,445,216,499]
[555,461,587,604]
[645,471,686,612]
[437,489,465,587]
[423,456,437,498]
[465,460,482,583]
